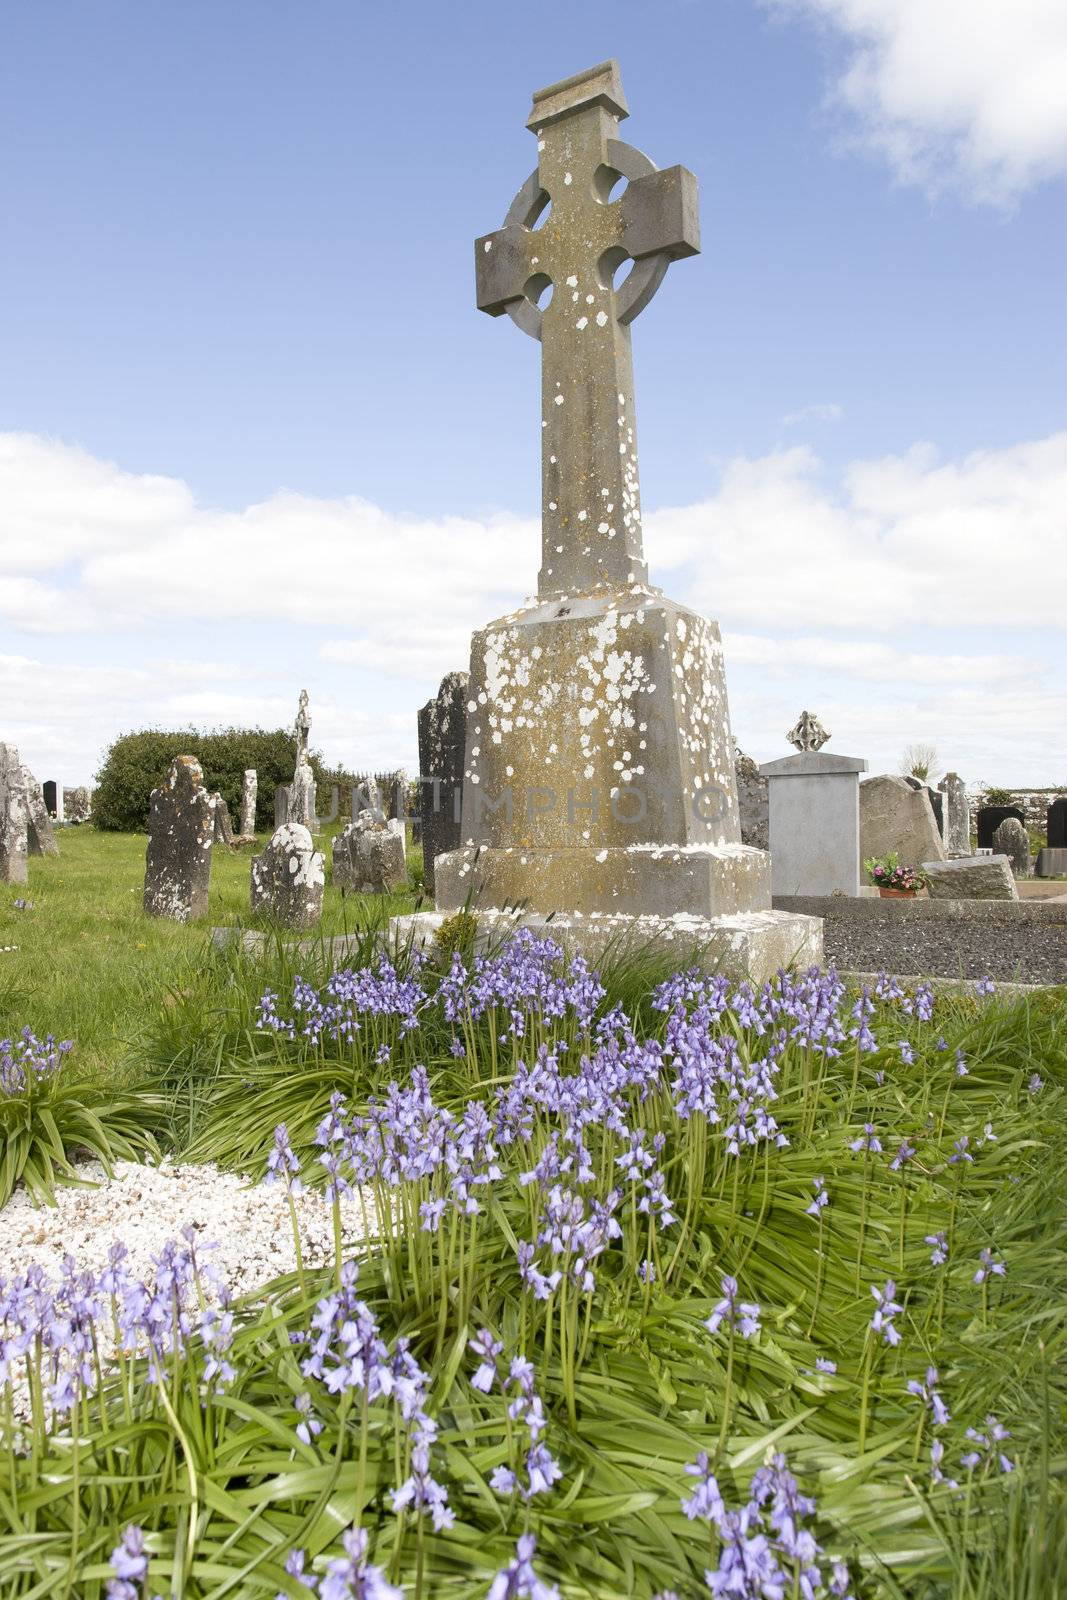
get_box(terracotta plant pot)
[878,887,918,898]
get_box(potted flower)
[864,852,927,898]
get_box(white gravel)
[0,1156,377,1295]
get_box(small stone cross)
[476,61,699,599]
[787,711,831,752]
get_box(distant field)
[0,822,425,1077]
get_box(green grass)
[0,824,425,1079]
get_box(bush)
[92,726,332,833]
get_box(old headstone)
[21,765,59,857]
[63,786,91,824]
[1047,797,1067,849]
[734,747,768,852]
[923,854,1018,901]
[976,803,1026,851]
[938,772,971,857]
[274,785,290,827]
[43,780,63,821]
[0,744,29,886]
[333,811,408,893]
[860,774,946,868]
[250,822,324,930]
[394,61,820,979]
[417,671,468,898]
[287,690,316,828]
[760,717,867,896]
[904,775,943,836]
[143,755,214,921]
[240,769,258,837]
[992,816,1030,879]
[210,793,236,847]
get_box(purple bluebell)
[907,1367,950,1426]
[319,1527,400,1600]
[486,1533,560,1600]
[705,1275,761,1340]
[869,1281,903,1346]
[973,1248,1006,1284]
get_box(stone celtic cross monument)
[401,62,820,977]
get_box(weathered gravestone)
[904,776,943,837]
[992,816,1030,878]
[976,804,1025,851]
[143,756,214,921]
[43,780,63,822]
[274,785,290,827]
[734,747,768,852]
[240,769,258,837]
[860,775,945,869]
[251,823,324,929]
[937,772,971,857]
[0,744,29,886]
[63,787,91,824]
[417,671,468,898]
[923,854,1018,901]
[21,765,59,857]
[286,690,317,828]
[333,811,408,893]
[210,793,236,847]
[1047,797,1067,849]
[395,61,820,979]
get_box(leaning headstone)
[250,822,324,930]
[860,775,946,868]
[923,855,1018,901]
[760,716,867,895]
[992,816,1030,879]
[63,786,91,824]
[938,772,971,857]
[143,756,214,921]
[734,747,769,852]
[274,785,290,827]
[239,769,258,837]
[417,671,468,898]
[21,765,59,857]
[0,744,29,886]
[210,793,236,847]
[394,61,820,981]
[976,804,1026,851]
[333,811,407,893]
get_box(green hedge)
[92,728,330,833]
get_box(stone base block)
[1035,847,1067,878]
[391,906,822,985]
[434,842,770,919]
[922,854,1018,901]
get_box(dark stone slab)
[976,804,1026,850]
[417,672,468,899]
[1047,797,1067,849]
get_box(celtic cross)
[476,61,699,599]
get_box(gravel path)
[823,914,1067,985]
[0,1157,376,1294]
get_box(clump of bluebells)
[0,1027,73,1096]
[0,937,1050,1596]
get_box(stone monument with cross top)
[399,62,821,978]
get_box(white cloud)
[771,0,1067,203]
[2,429,1065,785]
[779,402,843,426]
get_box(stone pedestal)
[759,751,867,897]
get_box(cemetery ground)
[1,830,1066,1598]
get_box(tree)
[900,743,939,783]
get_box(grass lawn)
[0,823,425,1078]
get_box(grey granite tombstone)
[143,755,214,921]
[734,748,769,852]
[394,61,820,981]
[417,671,468,898]
[333,811,408,893]
[63,786,91,824]
[923,854,1018,901]
[938,772,971,857]
[251,822,324,930]
[860,775,945,868]
[760,717,867,896]
[211,793,236,847]
[976,804,1025,851]
[0,744,29,885]
[274,785,290,827]
[992,816,1030,878]
[239,769,258,837]
[21,765,59,857]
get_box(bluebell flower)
[705,1275,761,1339]
[486,1533,560,1600]
[320,1527,400,1600]
[869,1281,903,1346]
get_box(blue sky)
[3,0,1066,788]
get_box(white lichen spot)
[596,310,607,327]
